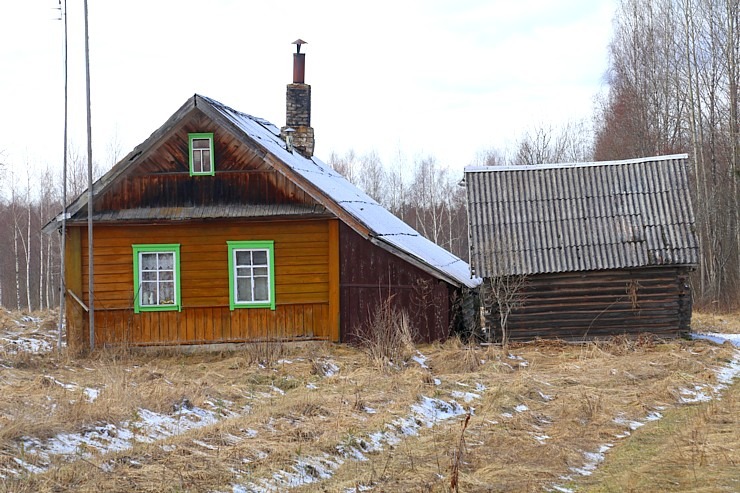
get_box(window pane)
[236,250,252,266]
[160,282,175,304]
[159,271,174,281]
[252,250,268,265]
[141,271,157,281]
[253,267,268,277]
[254,277,269,301]
[141,282,156,305]
[141,253,157,270]
[159,253,174,270]
[202,150,211,171]
[236,266,251,277]
[236,278,252,302]
[193,138,210,149]
[193,152,202,172]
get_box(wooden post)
[328,219,340,342]
[65,227,85,351]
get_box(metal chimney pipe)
[292,39,307,83]
[293,53,305,84]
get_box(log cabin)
[44,45,478,351]
[464,154,699,341]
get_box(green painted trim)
[132,244,181,314]
[188,132,215,177]
[227,240,276,311]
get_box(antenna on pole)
[83,0,95,350]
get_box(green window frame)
[227,241,276,310]
[132,244,181,313]
[188,132,215,176]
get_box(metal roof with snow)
[464,154,699,278]
[46,94,478,289]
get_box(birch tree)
[597,0,740,308]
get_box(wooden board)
[77,219,333,346]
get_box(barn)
[464,154,699,341]
[44,47,477,351]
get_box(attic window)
[188,133,215,176]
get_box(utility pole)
[57,0,68,351]
[83,0,95,349]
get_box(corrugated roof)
[464,155,699,277]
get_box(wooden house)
[44,49,477,351]
[464,154,699,341]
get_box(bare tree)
[327,149,360,186]
[471,147,508,167]
[483,273,528,346]
[515,121,594,165]
[597,0,739,308]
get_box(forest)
[0,0,737,312]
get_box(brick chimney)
[280,39,315,157]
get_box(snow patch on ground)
[6,404,222,476]
[1,334,53,354]
[234,394,473,491]
[451,390,480,403]
[411,351,429,369]
[692,332,740,347]
[570,444,613,476]
[680,333,740,404]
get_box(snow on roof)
[199,95,479,288]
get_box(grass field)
[0,309,737,492]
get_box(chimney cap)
[292,39,307,53]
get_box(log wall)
[484,266,692,341]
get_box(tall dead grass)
[357,298,416,371]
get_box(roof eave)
[370,236,479,289]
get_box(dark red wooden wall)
[339,223,456,343]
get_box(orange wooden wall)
[66,218,339,348]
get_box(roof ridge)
[465,153,689,173]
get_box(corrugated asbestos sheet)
[89,204,328,222]
[465,156,699,277]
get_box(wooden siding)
[483,266,692,341]
[69,218,336,348]
[339,223,453,343]
[94,110,319,212]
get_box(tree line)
[594,0,739,309]
[0,152,100,312]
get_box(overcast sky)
[0,0,616,183]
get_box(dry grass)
[582,377,739,492]
[692,311,740,335]
[0,310,737,492]
[357,298,417,371]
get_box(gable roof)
[47,94,478,289]
[465,154,699,278]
